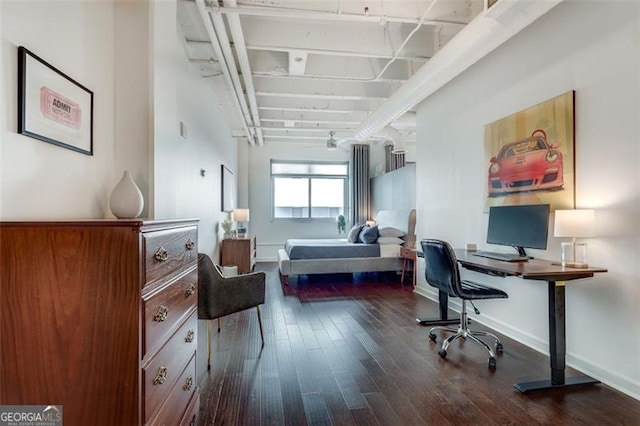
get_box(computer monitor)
[487,204,550,257]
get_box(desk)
[455,250,607,393]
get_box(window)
[271,160,348,219]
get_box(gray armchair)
[198,253,266,370]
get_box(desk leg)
[514,281,599,393]
[416,290,460,326]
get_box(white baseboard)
[412,286,640,401]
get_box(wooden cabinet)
[221,236,256,273]
[0,219,199,425]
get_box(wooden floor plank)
[197,263,640,425]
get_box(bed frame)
[277,209,416,285]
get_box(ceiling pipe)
[221,0,264,146]
[207,7,259,145]
[353,0,565,142]
[376,126,407,153]
[194,0,255,145]
[216,4,467,27]
[374,0,441,81]
[246,44,428,61]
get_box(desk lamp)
[553,209,595,268]
[232,208,250,238]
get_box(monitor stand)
[515,246,533,259]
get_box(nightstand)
[400,246,417,286]
[221,236,256,274]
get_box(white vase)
[110,171,144,219]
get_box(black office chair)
[421,239,508,368]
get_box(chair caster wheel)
[438,349,447,358]
[429,333,437,342]
[488,357,496,368]
[495,342,504,352]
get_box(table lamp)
[553,209,595,268]
[232,208,250,238]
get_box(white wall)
[114,0,151,218]
[149,0,238,257]
[1,1,116,219]
[247,141,350,260]
[2,0,239,257]
[414,1,640,399]
[173,49,238,258]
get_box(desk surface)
[455,249,607,282]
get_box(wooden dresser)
[220,235,256,273]
[0,219,200,425]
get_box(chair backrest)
[420,239,464,298]
[197,253,266,320]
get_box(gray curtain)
[385,144,406,172]
[351,144,370,225]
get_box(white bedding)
[379,244,401,258]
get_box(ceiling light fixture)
[327,131,337,151]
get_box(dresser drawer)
[179,390,200,426]
[144,226,197,287]
[149,353,197,426]
[143,268,198,357]
[143,312,197,424]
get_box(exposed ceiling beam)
[255,92,387,101]
[260,118,360,126]
[354,0,565,141]
[257,96,386,111]
[261,127,356,133]
[258,106,355,114]
[221,0,264,145]
[194,0,254,144]
[263,135,330,140]
[252,72,407,84]
[246,44,429,61]
[213,4,468,27]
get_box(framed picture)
[17,46,93,155]
[483,91,575,211]
[221,164,235,212]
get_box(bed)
[277,209,416,285]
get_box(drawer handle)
[183,375,193,391]
[154,247,169,262]
[185,329,195,343]
[185,238,195,251]
[185,282,196,297]
[154,305,168,322]
[153,366,168,385]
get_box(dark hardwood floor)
[197,263,640,425]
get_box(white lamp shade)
[554,209,596,238]
[232,208,250,222]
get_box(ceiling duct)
[353,0,564,142]
[376,126,406,154]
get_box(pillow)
[347,224,364,243]
[359,225,379,244]
[378,227,405,238]
[377,236,404,245]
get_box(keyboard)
[471,251,529,262]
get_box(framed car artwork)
[483,91,575,211]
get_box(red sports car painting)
[487,129,564,197]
